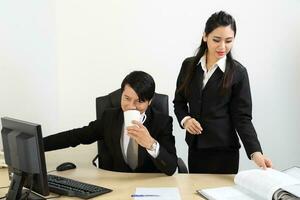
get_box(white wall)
[1,0,299,171]
[0,1,57,135]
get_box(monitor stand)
[6,171,46,200]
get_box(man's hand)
[127,120,155,149]
[184,118,203,134]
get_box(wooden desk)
[0,166,234,200]
[0,148,234,199]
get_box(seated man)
[44,71,177,176]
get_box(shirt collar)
[140,112,147,124]
[199,53,226,73]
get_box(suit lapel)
[202,67,224,92]
[111,110,128,168]
[137,108,152,168]
[191,65,204,100]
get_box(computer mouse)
[56,162,77,171]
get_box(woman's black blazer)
[173,56,262,158]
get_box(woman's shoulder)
[179,56,197,73]
[233,59,247,73]
[182,56,197,65]
[231,60,250,83]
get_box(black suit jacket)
[173,56,262,158]
[43,107,177,175]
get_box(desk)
[0,147,234,199]
[0,166,234,200]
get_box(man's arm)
[152,116,177,176]
[44,119,104,152]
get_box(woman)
[173,11,272,173]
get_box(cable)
[0,193,61,200]
[47,169,57,174]
[45,194,61,199]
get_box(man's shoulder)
[100,107,122,119]
[150,107,172,123]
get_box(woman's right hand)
[184,118,203,134]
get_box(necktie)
[125,113,146,170]
[127,138,138,170]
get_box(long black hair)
[178,11,237,95]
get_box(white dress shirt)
[121,113,160,162]
[180,54,226,127]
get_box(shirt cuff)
[181,116,191,127]
[147,142,160,158]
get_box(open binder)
[197,167,300,200]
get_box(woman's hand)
[251,152,273,169]
[184,118,203,135]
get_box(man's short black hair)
[121,71,155,102]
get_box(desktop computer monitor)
[1,117,49,200]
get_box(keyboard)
[48,174,112,199]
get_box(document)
[282,167,300,197]
[133,187,181,200]
[197,167,300,200]
[0,151,7,168]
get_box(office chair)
[95,89,169,120]
[92,89,188,173]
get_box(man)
[44,71,177,175]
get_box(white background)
[0,0,299,171]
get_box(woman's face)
[203,25,235,62]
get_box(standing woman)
[173,11,272,173]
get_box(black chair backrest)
[96,89,169,119]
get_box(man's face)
[121,84,151,114]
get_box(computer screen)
[1,117,49,200]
